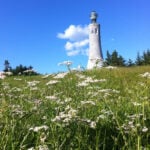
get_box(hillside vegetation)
[0,66,150,150]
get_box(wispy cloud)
[67,50,80,56]
[57,25,89,56]
[65,39,89,51]
[111,38,115,41]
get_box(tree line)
[104,49,150,67]
[2,49,150,76]
[3,60,38,76]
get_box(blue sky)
[0,0,150,74]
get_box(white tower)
[87,11,103,69]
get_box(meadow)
[0,66,150,150]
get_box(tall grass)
[0,66,150,149]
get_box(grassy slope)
[0,66,150,150]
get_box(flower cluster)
[51,105,78,125]
[140,72,150,78]
[29,125,49,132]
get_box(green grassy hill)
[0,66,150,150]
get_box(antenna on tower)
[90,11,98,23]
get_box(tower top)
[90,11,98,23]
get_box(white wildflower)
[136,123,141,127]
[65,105,71,110]
[105,66,117,69]
[99,89,120,94]
[52,107,78,123]
[142,126,148,132]
[76,74,86,79]
[97,79,107,82]
[64,98,72,103]
[45,95,57,100]
[4,71,13,76]
[23,69,36,74]
[77,82,89,87]
[68,108,78,117]
[27,147,34,150]
[80,118,91,123]
[128,121,135,128]
[27,145,49,150]
[33,99,42,106]
[27,81,40,87]
[77,76,106,87]
[85,77,106,83]
[51,116,61,122]
[90,121,96,129]
[140,72,150,78]
[46,80,59,85]
[38,145,49,150]
[138,82,145,87]
[53,72,68,79]
[132,102,141,106]
[87,91,98,97]
[30,87,38,91]
[29,125,49,132]
[42,116,47,120]
[128,121,134,125]
[40,132,47,143]
[111,89,120,93]
[101,109,113,116]
[42,74,51,78]
[84,77,94,82]
[11,87,22,92]
[81,101,95,106]
[96,114,106,121]
[14,78,22,80]
[63,117,71,123]
[127,114,143,120]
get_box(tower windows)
[91,29,94,34]
[95,28,98,34]
[90,28,98,34]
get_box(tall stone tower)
[87,11,103,69]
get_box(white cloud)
[111,38,115,41]
[65,39,89,51]
[57,24,89,56]
[57,25,89,41]
[67,50,80,56]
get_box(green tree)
[135,52,143,66]
[111,50,119,66]
[118,55,126,66]
[4,60,11,72]
[127,59,135,67]
[105,50,126,66]
[142,49,150,65]
[12,64,38,75]
[105,50,112,65]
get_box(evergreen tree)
[127,59,135,67]
[12,64,38,75]
[105,50,126,66]
[105,50,112,65]
[142,49,150,65]
[111,50,118,66]
[135,52,143,66]
[4,60,11,72]
[118,55,126,66]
